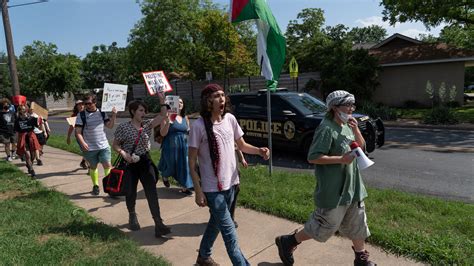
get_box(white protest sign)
[101,83,128,112]
[142,70,173,96]
[165,95,180,122]
[66,116,77,126]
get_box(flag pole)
[260,56,273,176]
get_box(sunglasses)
[84,102,94,106]
[338,103,356,110]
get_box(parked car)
[229,89,385,155]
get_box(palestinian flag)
[230,0,286,82]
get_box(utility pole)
[1,0,20,96]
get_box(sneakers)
[92,185,100,195]
[128,212,141,231]
[11,153,16,160]
[353,247,377,266]
[275,232,299,266]
[6,156,12,162]
[37,159,43,166]
[196,256,220,266]
[154,219,171,237]
[80,159,88,169]
[27,166,36,178]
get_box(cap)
[325,90,355,109]
[75,100,83,105]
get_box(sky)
[0,0,445,58]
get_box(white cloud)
[355,16,393,29]
[400,28,430,38]
[355,16,447,38]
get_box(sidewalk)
[24,146,421,265]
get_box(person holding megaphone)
[275,90,376,266]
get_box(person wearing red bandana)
[188,84,270,266]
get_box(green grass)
[238,166,474,265]
[396,106,474,123]
[0,161,169,265]
[46,134,474,264]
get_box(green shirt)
[307,117,368,209]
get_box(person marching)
[188,84,270,266]
[67,100,88,169]
[275,90,376,266]
[14,104,41,178]
[27,102,47,166]
[75,93,117,195]
[0,98,17,161]
[112,95,171,237]
[158,97,194,195]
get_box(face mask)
[338,111,351,123]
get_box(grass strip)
[0,160,169,265]
[47,134,473,264]
[396,106,474,123]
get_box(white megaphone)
[350,142,374,170]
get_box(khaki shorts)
[0,133,16,144]
[304,201,370,242]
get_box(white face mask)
[338,111,351,123]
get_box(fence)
[132,72,321,110]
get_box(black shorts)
[36,132,47,145]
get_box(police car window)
[238,96,265,115]
[282,93,326,115]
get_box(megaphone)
[350,142,374,170]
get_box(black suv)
[229,90,385,155]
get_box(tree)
[0,52,12,98]
[347,25,387,44]
[82,42,129,89]
[380,0,473,28]
[17,41,83,99]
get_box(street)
[47,117,474,203]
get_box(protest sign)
[142,70,173,96]
[31,102,48,120]
[165,95,180,122]
[101,83,128,112]
[66,116,77,126]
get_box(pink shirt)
[189,113,244,193]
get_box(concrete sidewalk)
[21,146,421,265]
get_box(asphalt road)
[48,117,474,203]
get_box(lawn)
[46,134,474,264]
[0,160,169,265]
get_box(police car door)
[270,95,298,149]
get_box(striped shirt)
[75,109,110,151]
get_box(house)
[364,34,474,107]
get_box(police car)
[229,89,385,155]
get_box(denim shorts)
[82,146,111,168]
[304,201,370,242]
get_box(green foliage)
[423,106,459,124]
[127,0,257,83]
[380,0,473,28]
[0,161,169,265]
[286,8,380,100]
[238,165,474,264]
[17,41,83,100]
[359,102,398,121]
[347,25,387,44]
[143,95,162,113]
[82,42,129,90]
[227,84,249,94]
[0,52,12,98]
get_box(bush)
[143,95,162,113]
[403,100,426,109]
[422,106,458,125]
[359,102,398,121]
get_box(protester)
[67,100,88,169]
[188,84,270,266]
[75,93,117,196]
[14,104,41,177]
[275,90,376,266]
[112,95,171,237]
[158,97,193,195]
[27,102,48,166]
[229,145,248,228]
[0,98,17,161]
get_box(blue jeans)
[199,186,249,266]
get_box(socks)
[90,168,99,186]
[104,168,111,176]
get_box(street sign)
[206,71,213,81]
[289,57,298,78]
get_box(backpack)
[79,110,106,133]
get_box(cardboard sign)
[165,95,180,122]
[30,102,48,120]
[142,70,173,96]
[66,116,77,126]
[101,83,128,112]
